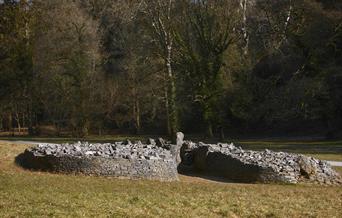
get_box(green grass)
[0,142,342,217]
[306,154,342,161]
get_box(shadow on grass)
[14,153,240,184]
[179,171,237,184]
[177,165,247,184]
[14,153,28,170]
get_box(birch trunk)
[164,83,171,135]
[240,0,249,55]
[15,112,21,133]
[133,86,141,134]
[148,0,178,136]
[278,0,293,47]
[166,41,178,137]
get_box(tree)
[143,0,179,137]
[33,0,101,137]
[0,0,36,134]
[175,0,238,137]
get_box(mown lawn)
[0,142,342,217]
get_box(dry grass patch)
[334,167,342,176]
[0,142,341,217]
[306,153,342,161]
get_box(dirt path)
[0,140,56,145]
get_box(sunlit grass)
[0,142,341,217]
[334,167,342,175]
[305,154,342,161]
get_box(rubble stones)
[18,133,341,185]
[20,141,179,181]
[181,141,342,185]
[156,138,166,148]
[147,138,156,146]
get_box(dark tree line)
[0,0,341,138]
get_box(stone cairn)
[181,141,342,185]
[19,132,341,185]
[19,138,181,181]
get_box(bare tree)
[175,0,238,137]
[33,0,101,137]
[240,0,249,55]
[143,0,179,136]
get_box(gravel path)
[0,140,43,145]
[327,161,342,167]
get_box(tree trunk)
[240,0,249,55]
[278,0,292,47]
[9,114,14,136]
[166,41,178,137]
[98,127,102,136]
[165,83,171,136]
[207,120,213,138]
[148,0,178,137]
[203,104,214,138]
[0,115,3,131]
[220,126,225,140]
[55,121,61,137]
[15,112,21,133]
[28,110,34,135]
[27,95,33,135]
[133,89,141,134]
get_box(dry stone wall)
[18,133,341,185]
[20,141,179,181]
[181,141,342,185]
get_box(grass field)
[335,167,342,175]
[0,141,342,217]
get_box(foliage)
[0,0,342,138]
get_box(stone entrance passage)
[180,141,342,185]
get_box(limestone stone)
[17,133,341,185]
[19,140,179,182]
[181,140,342,185]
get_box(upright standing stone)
[170,132,184,165]
[175,132,184,165]
[177,132,184,145]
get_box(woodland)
[0,0,341,138]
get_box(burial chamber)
[180,141,342,185]
[17,133,342,184]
